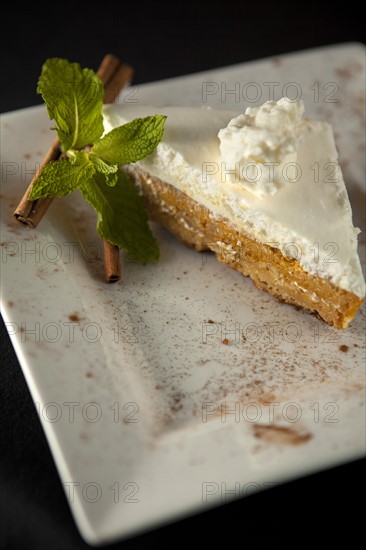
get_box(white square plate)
[1,43,365,545]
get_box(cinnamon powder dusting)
[339,345,349,353]
[253,424,313,446]
[68,313,82,322]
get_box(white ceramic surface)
[1,43,365,545]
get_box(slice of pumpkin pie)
[102,98,365,328]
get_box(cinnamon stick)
[103,61,134,104]
[103,241,121,283]
[14,138,62,227]
[100,58,133,283]
[14,54,134,283]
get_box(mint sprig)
[30,154,95,198]
[92,116,167,164]
[89,155,119,187]
[30,57,167,262]
[80,171,159,262]
[37,58,104,151]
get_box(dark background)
[1,1,365,548]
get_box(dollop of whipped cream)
[218,97,305,198]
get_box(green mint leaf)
[79,170,159,262]
[92,115,167,165]
[37,58,104,151]
[29,154,95,200]
[89,154,119,187]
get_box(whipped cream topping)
[218,98,305,198]
[102,103,365,298]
